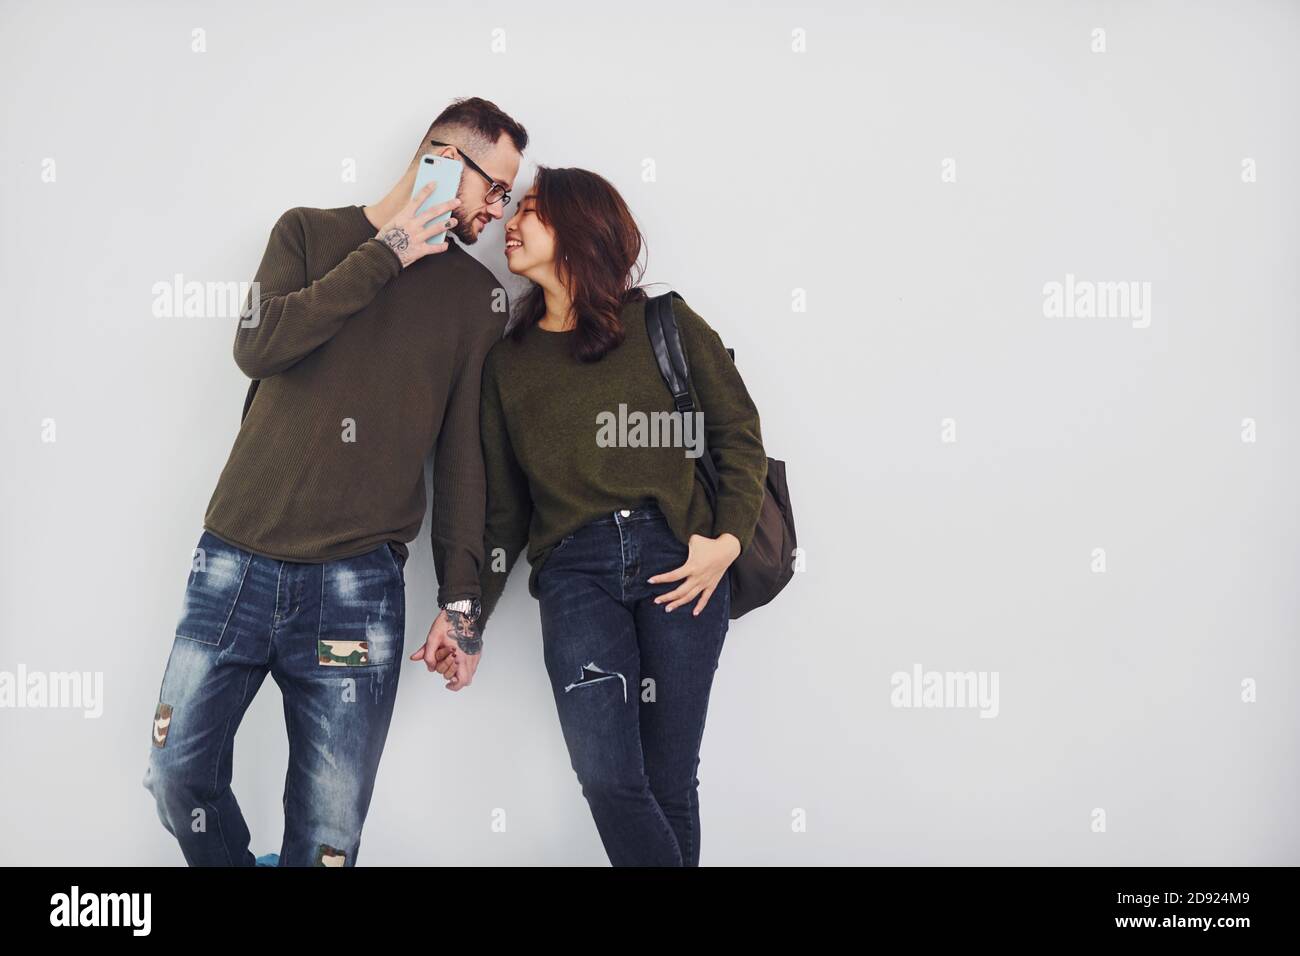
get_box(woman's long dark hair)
[508,166,648,362]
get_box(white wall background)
[1,0,1297,865]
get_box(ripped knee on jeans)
[563,662,628,704]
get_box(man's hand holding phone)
[376,183,460,268]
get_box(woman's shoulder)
[669,293,707,326]
[661,293,722,348]
[483,332,520,376]
[630,289,714,333]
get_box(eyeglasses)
[428,140,511,207]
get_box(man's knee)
[143,751,204,816]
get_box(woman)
[473,166,767,866]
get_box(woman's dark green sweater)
[476,294,768,630]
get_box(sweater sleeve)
[674,298,769,554]
[477,349,533,631]
[429,322,499,607]
[233,208,401,379]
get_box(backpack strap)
[644,292,721,500]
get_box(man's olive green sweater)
[477,295,768,629]
[203,204,506,606]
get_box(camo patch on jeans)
[152,702,173,748]
[315,844,346,866]
[318,639,369,666]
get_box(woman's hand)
[647,533,741,615]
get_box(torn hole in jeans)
[563,662,628,704]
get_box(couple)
[143,97,768,867]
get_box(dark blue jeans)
[143,530,406,866]
[537,502,730,866]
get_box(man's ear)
[414,144,457,166]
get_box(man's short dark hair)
[416,97,529,163]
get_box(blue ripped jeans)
[143,530,405,867]
[537,502,730,867]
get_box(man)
[143,97,526,866]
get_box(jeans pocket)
[175,532,252,647]
[384,542,407,581]
[319,546,405,667]
[536,532,577,596]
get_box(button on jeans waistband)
[610,503,662,526]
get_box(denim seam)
[383,543,404,581]
[317,565,325,647]
[209,664,260,866]
[686,590,730,864]
[270,561,285,641]
[215,555,254,645]
[683,709,711,867]
[616,521,629,603]
[282,691,296,855]
[623,708,682,865]
[645,771,685,866]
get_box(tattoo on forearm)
[447,610,483,656]
[379,226,411,256]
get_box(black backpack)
[644,291,797,619]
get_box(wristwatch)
[441,598,482,621]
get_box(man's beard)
[450,167,480,244]
[452,212,480,244]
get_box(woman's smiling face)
[503,191,557,278]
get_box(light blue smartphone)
[411,153,464,245]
